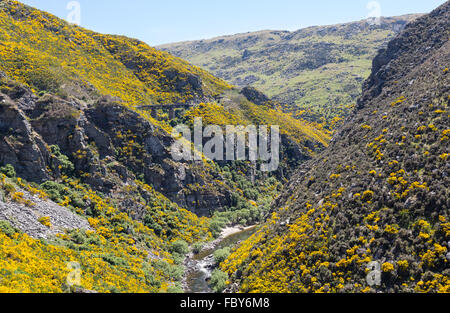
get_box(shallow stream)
[185,226,257,293]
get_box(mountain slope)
[221,2,450,293]
[0,0,332,293]
[0,0,232,107]
[159,15,421,122]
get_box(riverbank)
[220,225,257,239]
[182,224,258,293]
[201,225,257,252]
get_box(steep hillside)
[183,89,330,172]
[221,2,449,293]
[159,15,421,123]
[0,0,328,215]
[0,0,331,293]
[0,169,213,292]
[0,0,231,106]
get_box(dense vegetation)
[0,0,231,107]
[0,171,210,292]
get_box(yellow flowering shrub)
[0,0,231,122]
[0,173,214,293]
[38,216,51,228]
[0,230,172,293]
[382,262,395,273]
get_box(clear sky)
[19,0,447,46]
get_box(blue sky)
[20,0,447,46]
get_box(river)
[184,226,257,293]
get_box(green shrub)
[210,269,228,293]
[40,181,65,203]
[143,268,162,289]
[213,247,231,265]
[101,253,129,267]
[0,220,17,237]
[192,242,204,254]
[50,145,74,175]
[209,216,228,238]
[0,164,16,178]
[56,229,102,252]
[143,214,163,236]
[172,252,185,265]
[154,260,184,281]
[170,239,189,255]
[39,181,86,210]
[2,182,16,196]
[25,69,61,93]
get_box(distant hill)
[159,15,421,122]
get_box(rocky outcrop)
[0,93,50,182]
[0,188,91,239]
[0,78,231,216]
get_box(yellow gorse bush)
[0,171,215,293]
[0,230,171,293]
[0,0,231,120]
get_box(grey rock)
[0,93,51,182]
[404,197,417,209]
[0,189,91,239]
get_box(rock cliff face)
[222,2,449,293]
[0,93,50,182]
[0,80,231,216]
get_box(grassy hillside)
[0,0,231,108]
[184,90,330,148]
[159,15,421,122]
[220,3,450,293]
